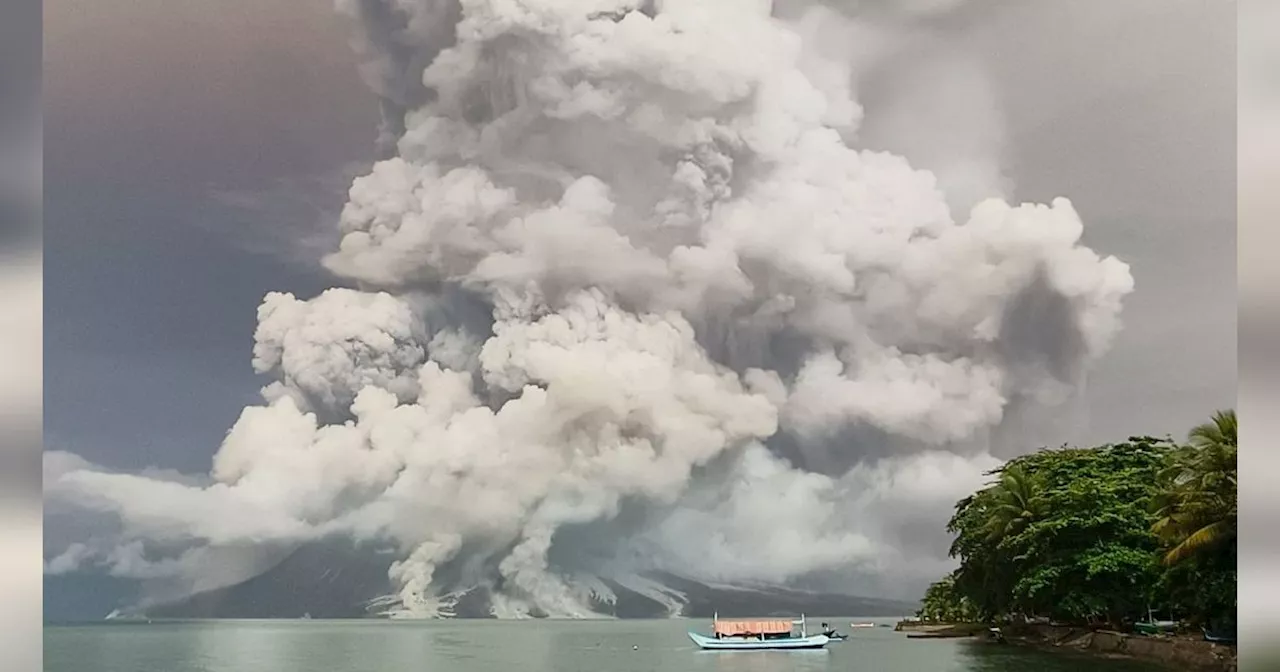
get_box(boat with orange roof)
[687,613,831,650]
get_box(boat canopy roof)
[713,619,792,635]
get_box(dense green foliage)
[920,411,1237,630]
[1151,410,1237,628]
[1152,410,1237,566]
[917,574,979,623]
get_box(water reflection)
[706,650,832,672]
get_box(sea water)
[44,617,1166,672]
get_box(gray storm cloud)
[45,0,1133,618]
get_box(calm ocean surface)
[44,618,1165,672]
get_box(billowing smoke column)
[44,0,1134,618]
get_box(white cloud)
[47,0,1138,618]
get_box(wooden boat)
[1202,626,1236,644]
[688,613,831,650]
[1134,608,1177,636]
[1134,620,1176,636]
[906,631,973,639]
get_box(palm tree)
[1189,409,1237,451]
[1152,410,1237,565]
[981,464,1045,546]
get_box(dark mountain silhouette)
[145,539,395,619]
[63,539,918,619]
[44,574,139,623]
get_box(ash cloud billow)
[45,0,1134,618]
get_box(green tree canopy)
[933,410,1237,629]
[1150,409,1237,626]
[948,438,1172,627]
[1152,409,1237,566]
[916,573,979,623]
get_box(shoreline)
[897,621,1237,671]
[1005,624,1236,672]
[893,621,987,638]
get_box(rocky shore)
[1005,624,1237,672]
[896,621,1237,671]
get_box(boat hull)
[1202,628,1236,644]
[688,632,830,650]
[1134,621,1176,636]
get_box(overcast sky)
[43,0,1234,476]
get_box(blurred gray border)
[1238,1,1278,670]
[0,1,43,671]
[0,0,41,248]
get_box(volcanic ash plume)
[44,0,1134,618]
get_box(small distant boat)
[818,622,848,641]
[850,622,876,629]
[688,613,830,650]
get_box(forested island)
[918,410,1237,636]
